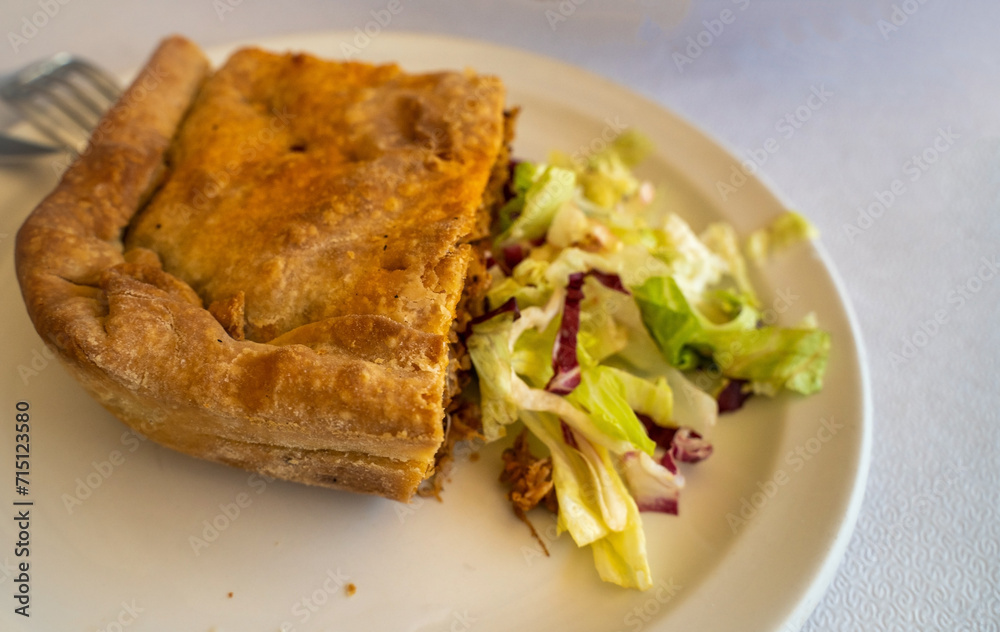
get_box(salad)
[465,131,829,590]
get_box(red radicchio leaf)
[637,413,678,450]
[545,272,586,395]
[660,449,679,476]
[467,297,520,331]
[587,270,631,295]
[544,270,630,396]
[671,427,713,463]
[637,414,712,467]
[637,413,680,474]
[501,243,528,272]
[622,451,680,515]
[642,496,679,515]
[500,238,548,274]
[717,378,753,413]
[559,419,580,450]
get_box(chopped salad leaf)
[466,130,830,590]
[745,210,820,263]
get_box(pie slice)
[15,36,513,500]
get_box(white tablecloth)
[2,1,997,630]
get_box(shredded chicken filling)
[417,109,517,498]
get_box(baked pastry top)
[15,36,509,500]
[128,48,503,343]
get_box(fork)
[0,52,121,155]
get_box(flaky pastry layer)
[15,36,508,501]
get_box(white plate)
[0,32,870,632]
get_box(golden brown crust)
[208,291,246,341]
[126,49,505,343]
[15,36,508,501]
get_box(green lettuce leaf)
[520,411,618,543]
[496,165,576,246]
[566,366,657,456]
[746,211,820,263]
[706,327,831,395]
[701,221,759,308]
[588,460,651,590]
[520,411,652,590]
[511,315,559,389]
[633,276,829,395]
[466,315,519,442]
[487,258,553,311]
[604,367,674,427]
[630,275,705,370]
[578,282,630,365]
[575,130,653,210]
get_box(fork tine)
[1,53,121,154]
[14,100,88,152]
[69,60,121,102]
[28,85,98,137]
[52,74,109,121]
